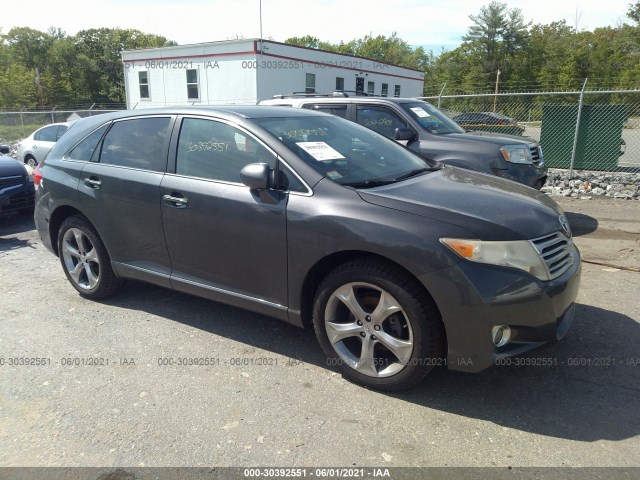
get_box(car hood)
[443,130,535,145]
[357,166,564,241]
[0,155,27,177]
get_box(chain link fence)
[421,90,640,174]
[0,105,125,146]
[2,93,639,198]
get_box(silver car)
[17,122,71,167]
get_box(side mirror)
[394,128,416,141]
[240,163,270,190]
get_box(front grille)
[530,232,574,280]
[0,175,24,190]
[1,190,34,213]
[529,145,543,165]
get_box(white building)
[121,39,425,108]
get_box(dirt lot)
[0,196,638,473]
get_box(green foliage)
[0,27,175,109]
[425,3,640,95]
[628,2,640,23]
[285,32,430,71]
[1,7,638,109]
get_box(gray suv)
[34,106,579,391]
[260,95,547,189]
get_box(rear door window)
[99,117,171,172]
[56,125,69,140]
[303,104,348,118]
[355,106,407,139]
[34,125,59,142]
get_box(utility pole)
[259,0,263,53]
[493,69,501,113]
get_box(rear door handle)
[83,177,101,189]
[163,193,188,208]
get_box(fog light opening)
[492,326,511,347]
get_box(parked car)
[0,154,35,215]
[34,107,580,391]
[259,95,546,189]
[16,122,71,167]
[452,112,526,136]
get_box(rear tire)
[25,156,37,168]
[57,215,122,299]
[312,258,445,391]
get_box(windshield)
[253,115,438,188]
[400,101,465,135]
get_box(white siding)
[122,39,424,108]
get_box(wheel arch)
[299,250,444,334]
[48,205,86,256]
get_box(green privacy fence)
[539,104,627,170]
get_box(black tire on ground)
[57,215,122,299]
[312,257,445,391]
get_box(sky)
[2,0,635,53]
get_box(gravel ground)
[542,169,640,200]
[0,197,639,473]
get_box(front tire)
[312,258,444,391]
[57,215,122,299]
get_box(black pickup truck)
[260,95,547,189]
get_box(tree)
[627,2,640,23]
[463,1,507,67]
[461,1,530,89]
[285,35,341,52]
[285,32,429,70]
[73,28,176,103]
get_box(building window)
[381,83,389,97]
[394,85,401,97]
[367,81,375,95]
[305,73,316,93]
[139,71,149,99]
[187,69,200,100]
[335,77,344,91]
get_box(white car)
[17,122,71,167]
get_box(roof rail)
[271,91,374,99]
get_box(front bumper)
[421,244,581,373]
[0,182,35,215]
[493,163,547,189]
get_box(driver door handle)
[163,194,188,208]
[83,177,101,189]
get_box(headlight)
[500,145,532,164]
[440,238,549,280]
[24,164,34,183]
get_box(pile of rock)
[541,169,640,200]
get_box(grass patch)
[0,124,44,143]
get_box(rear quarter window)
[66,124,110,162]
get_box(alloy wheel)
[61,228,100,290]
[324,282,413,378]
